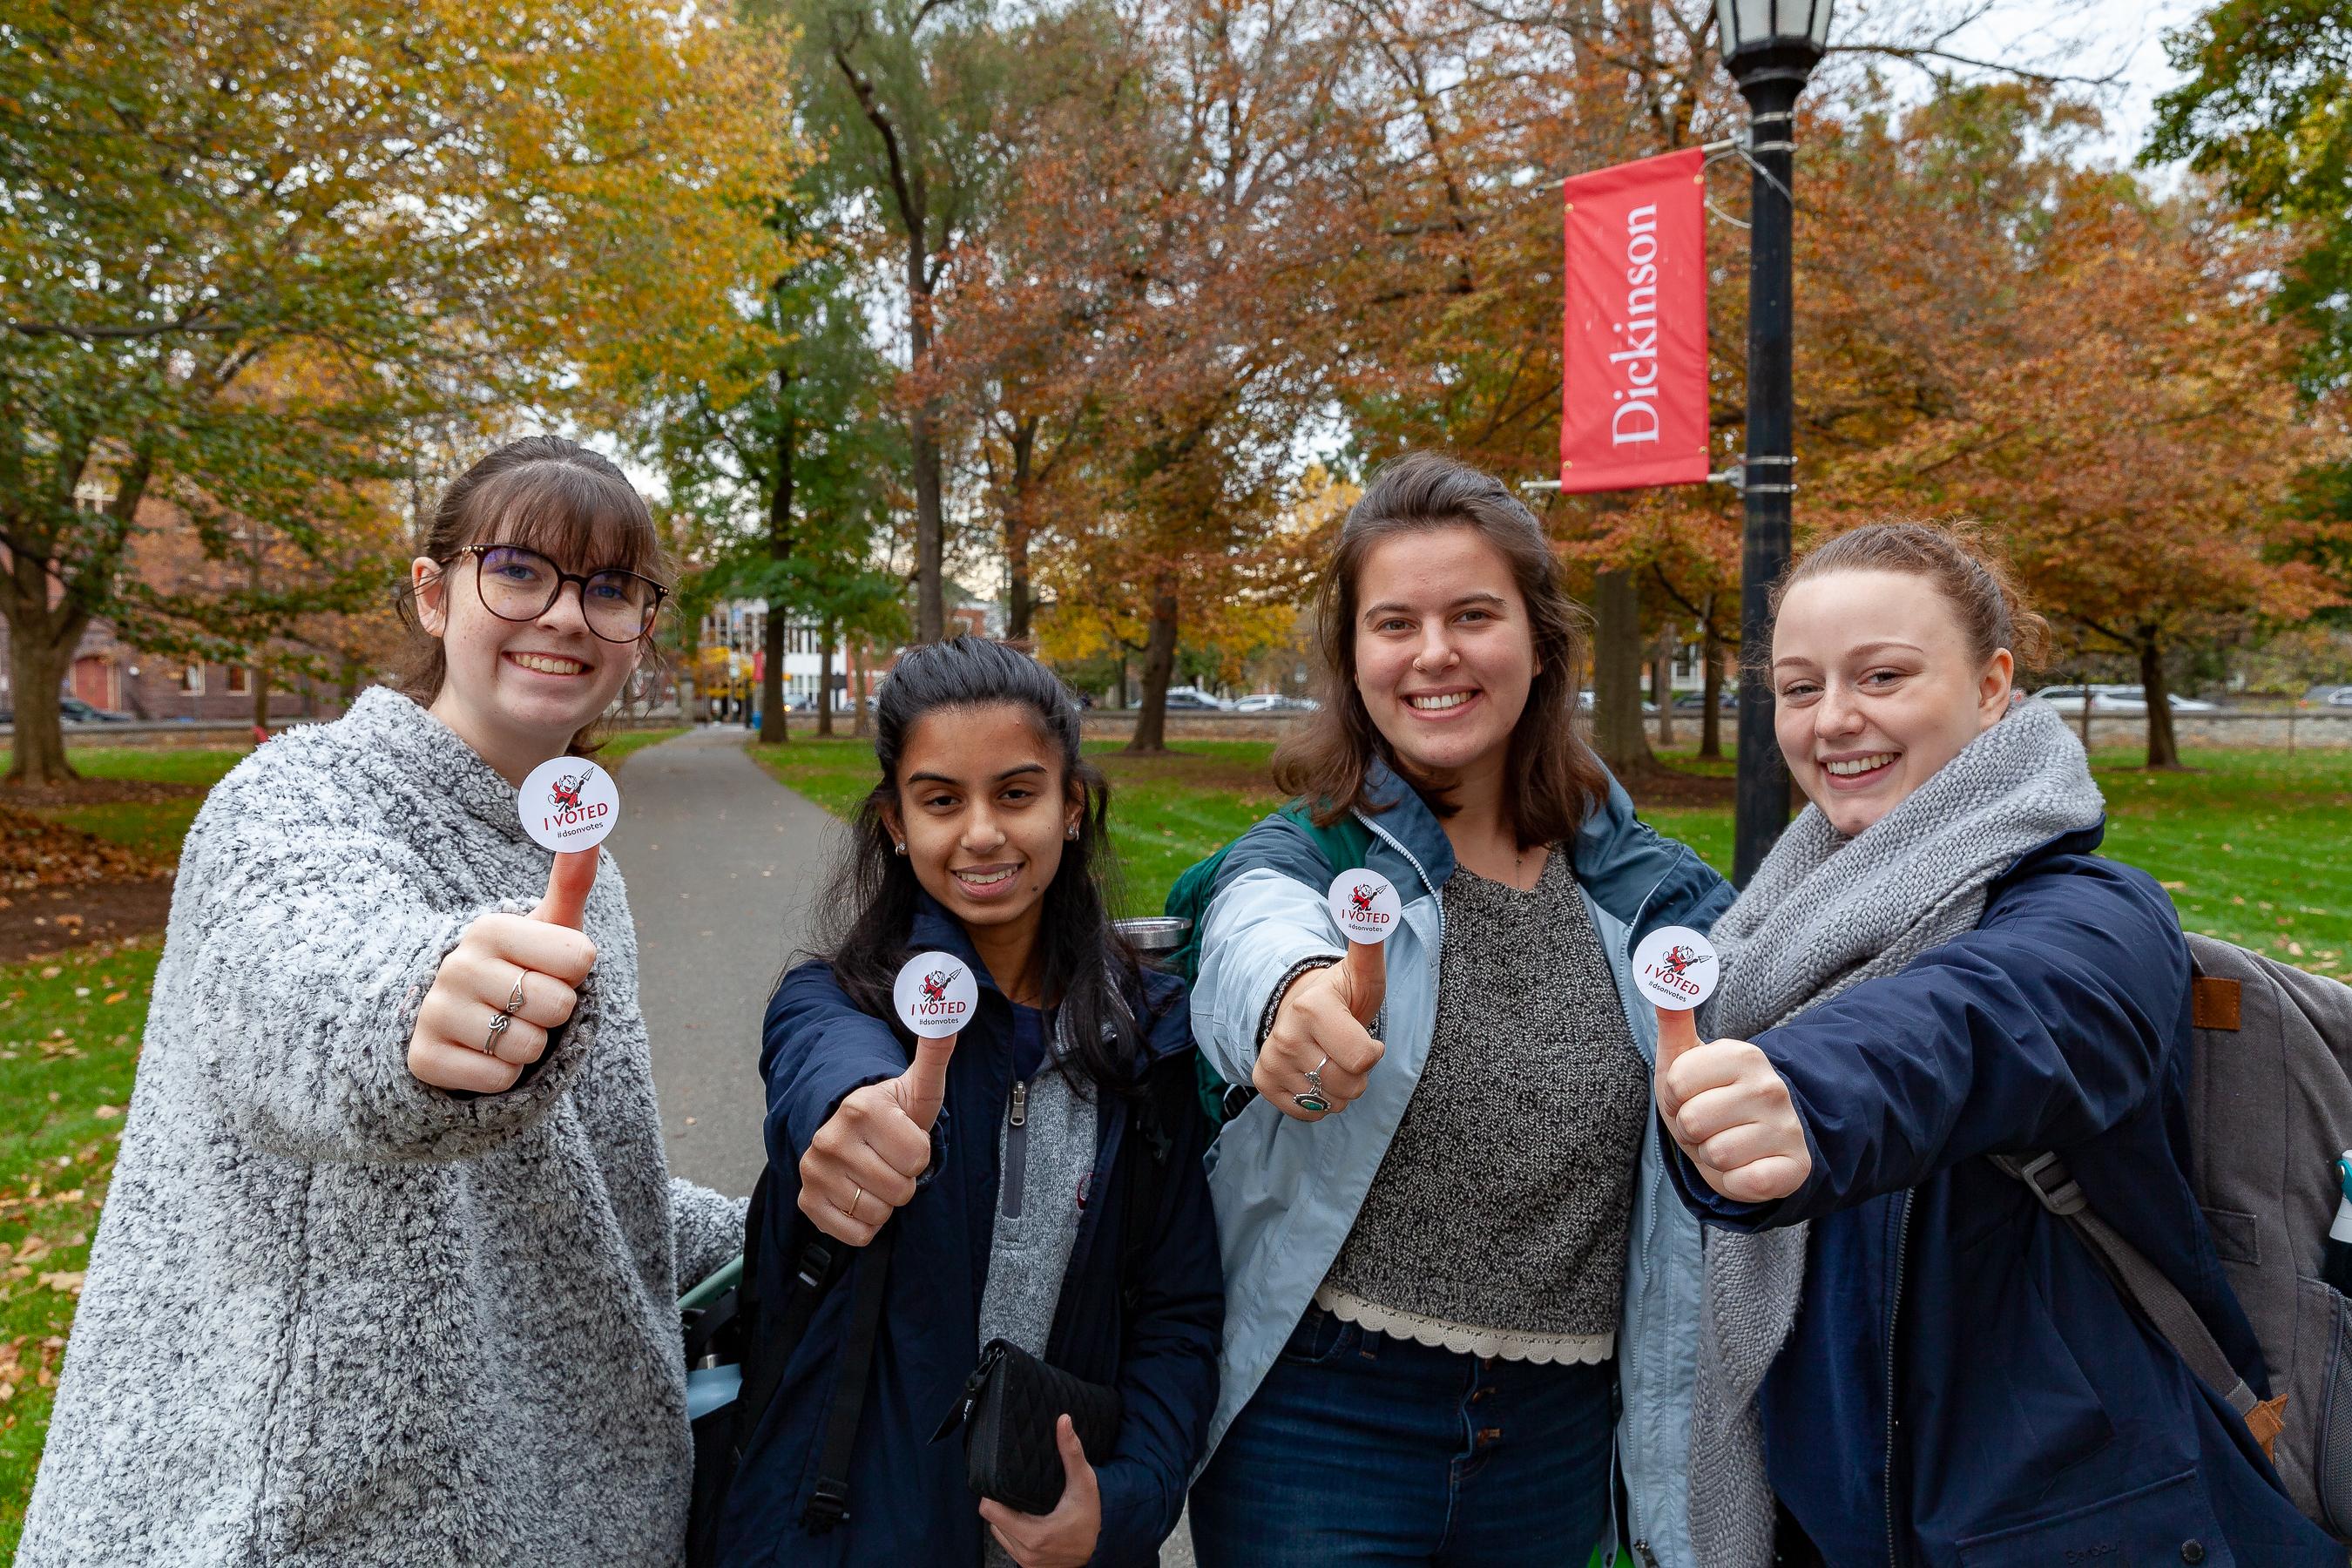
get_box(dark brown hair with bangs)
[1274,450,1611,847]
[395,436,666,747]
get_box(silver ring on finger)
[482,1010,512,1058]
[1294,1057,1333,1114]
[504,971,528,1017]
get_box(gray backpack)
[1997,934,2352,1538]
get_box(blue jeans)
[1188,1305,1615,1566]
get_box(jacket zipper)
[1884,1189,1915,1568]
[1001,1080,1029,1220]
[1617,865,1674,1564]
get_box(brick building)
[0,481,351,725]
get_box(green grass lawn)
[0,939,156,1556]
[753,735,2352,976]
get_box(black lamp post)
[1720,0,1831,885]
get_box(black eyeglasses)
[456,544,668,644]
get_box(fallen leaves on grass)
[0,808,169,890]
[37,1270,83,1295]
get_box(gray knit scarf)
[1685,697,2105,1567]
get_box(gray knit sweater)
[1319,848,1648,1360]
[18,687,745,1568]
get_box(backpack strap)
[1992,1150,2285,1456]
[801,1224,897,1533]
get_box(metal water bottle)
[2322,1152,2352,1299]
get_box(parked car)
[2303,683,2352,706]
[2329,689,2352,710]
[58,697,134,723]
[1161,686,1231,710]
[2030,685,2215,715]
[1671,691,1739,713]
[1233,693,1317,713]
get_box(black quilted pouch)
[932,1338,1123,1515]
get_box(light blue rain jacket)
[1188,759,1731,1565]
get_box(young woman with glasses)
[21,436,744,1567]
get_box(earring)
[1066,826,1079,841]
[894,841,907,855]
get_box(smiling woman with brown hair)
[1183,449,1730,1567]
[20,436,743,1568]
[1658,522,2337,1566]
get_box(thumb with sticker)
[1638,926,1812,1205]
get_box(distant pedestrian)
[22,436,740,1567]
[714,637,1221,1567]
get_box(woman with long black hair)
[714,637,1221,1568]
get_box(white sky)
[1834,0,2207,165]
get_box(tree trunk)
[760,611,787,743]
[2139,633,2182,769]
[908,233,947,643]
[1114,653,1128,710]
[5,614,78,785]
[852,639,869,738]
[252,660,270,733]
[1652,629,1676,748]
[1592,570,1653,775]
[1126,573,1179,754]
[1700,610,1724,760]
[1004,418,1036,643]
[816,620,837,738]
[759,361,795,744]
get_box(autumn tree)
[1800,85,2343,766]
[1318,0,1743,775]
[773,0,1030,643]
[2150,0,2352,621]
[633,187,907,742]
[0,0,801,781]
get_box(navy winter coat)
[1672,825,2337,1566]
[713,898,1223,1566]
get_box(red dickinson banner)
[1560,146,1709,493]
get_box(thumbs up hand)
[408,850,601,1093]
[1652,1017,1812,1206]
[799,1029,953,1247]
[1257,956,1385,1123]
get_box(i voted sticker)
[520,756,620,852]
[1327,869,1401,945]
[894,951,978,1039]
[1632,925,1720,1011]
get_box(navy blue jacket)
[715,899,1223,1567]
[1672,826,2337,1567]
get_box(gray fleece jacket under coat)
[19,686,743,1568]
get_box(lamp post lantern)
[1720,0,1831,885]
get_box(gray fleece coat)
[18,686,744,1568]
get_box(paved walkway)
[612,725,841,1198]
[612,726,1198,1565]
